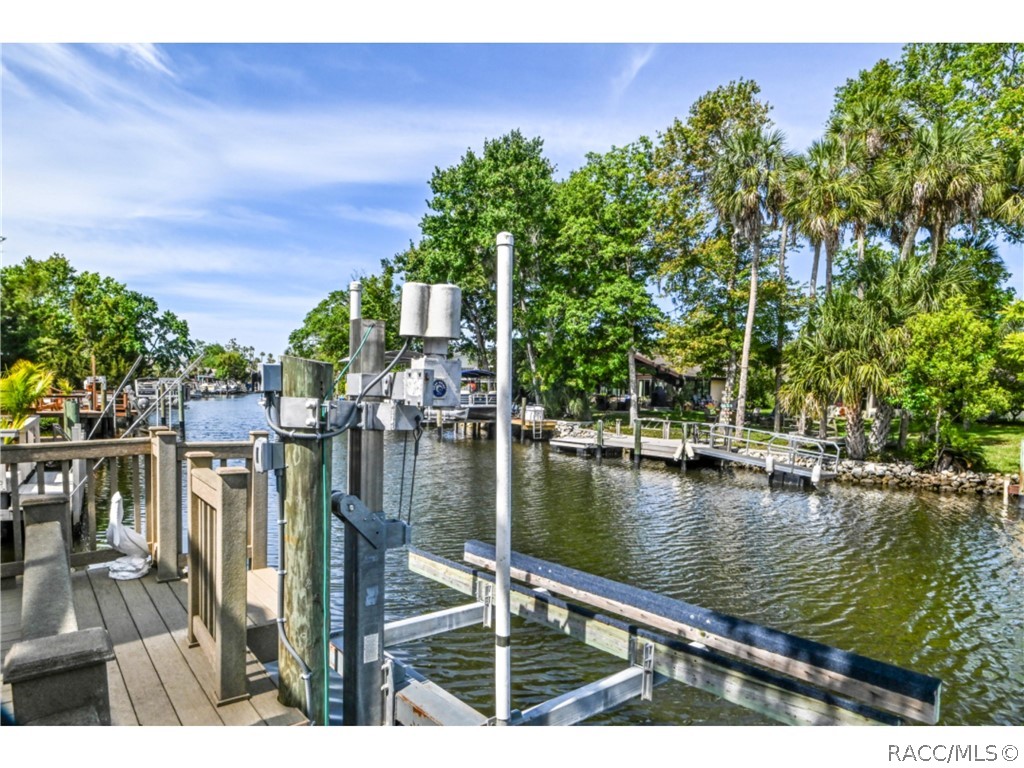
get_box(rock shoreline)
[833,460,1019,495]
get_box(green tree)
[200,339,253,382]
[886,119,999,264]
[996,299,1024,420]
[901,295,1007,446]
[287,290,350,363]
[360,259,402,353]
[1,254,193,383]
[541,140,663,418]
[780,288,892,458]
[653,80,773,418]
[1,255,78,379]
[286,259,402,369]
[398,130,558,377]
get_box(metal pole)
[343,277,388,725]
[495,232,513,725]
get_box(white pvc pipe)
[495,231,514,725]
[349,281,362,322]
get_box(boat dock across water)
[551,420,843,486]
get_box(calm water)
[163,395,1024,724]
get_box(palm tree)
[887,119,999,264]
[711,126,788,430]
[830,96,911,266]
[780,289,890,459]
[786,138,848,299]
[0,360,55,430]
[849,246,990,453]
[992,149,1024,236]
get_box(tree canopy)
[281,44,1022,453]
[1,254,195,383]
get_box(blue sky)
[3,40,1021,358]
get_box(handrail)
[1,430,270,578]
[627,418,843,470]
[186,453,250,705]
[705,423,843,470]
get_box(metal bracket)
[278,396,322,429]
[347,372,384,400]
[640,642,655,702]
[360,402,423,431]
[327,399,358,430]
[331,492,410,550]
[479,583,494,628]
[381,657,396,726]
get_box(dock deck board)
[1,567,305,726]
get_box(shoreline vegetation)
[4,45,1023,481]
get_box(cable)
[263,337,409,444]
[328,325,373,399]
[321,438,331,724]
[354,335,409,409]
[397,430,409,521]
[405,422,423,526]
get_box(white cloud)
[333,204,421,231]
[610,45,656,102]
[98,43,176,78]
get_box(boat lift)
[267,233,941,726]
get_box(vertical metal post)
[495,232,513,725]
[178,385,186,440]
[343,281,388,726]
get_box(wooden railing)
[185,451,250,705]
[1,428,270,580]
[1,435,150,578]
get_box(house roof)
[634,353,720,385]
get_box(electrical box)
[410,356,460,409]
[261,363,282,393]
[401,368,434,407]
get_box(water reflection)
[134,395,1024,724]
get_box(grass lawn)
[972,423,1024,475]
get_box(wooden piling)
[279,355,332,726]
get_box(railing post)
[186,451,214,647]
[150,427,180,581]
[248,430,269,570]
[214,466,250,704]
[10,463,23,564]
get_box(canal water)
[162,395,1024,724]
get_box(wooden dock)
[1,567,306,726]
[549,422,841,483]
